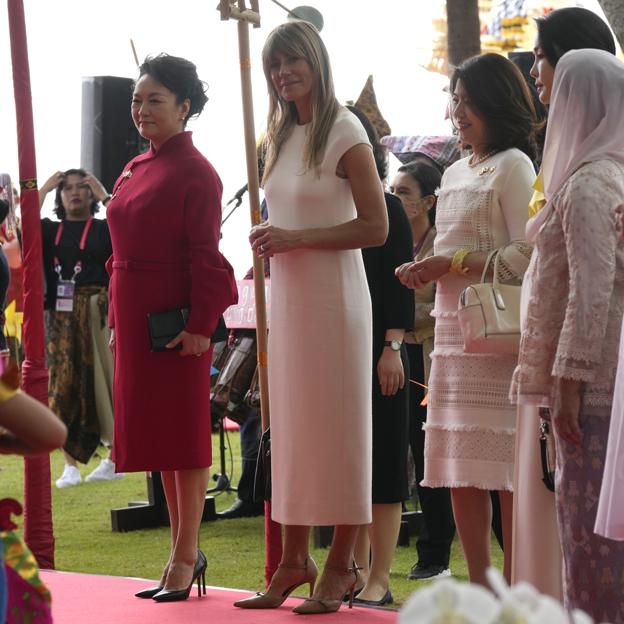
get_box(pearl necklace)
[468,149,498,168]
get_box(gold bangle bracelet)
[450,249,471,275]
[0,379,19,405]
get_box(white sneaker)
[55,464,82,489]
[85,458,123,483]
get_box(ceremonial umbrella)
[7,0,55,568]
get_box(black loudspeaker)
[80,76,149,194]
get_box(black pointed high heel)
[135,563,170,598]
[152,550,207,603]
[135,585,164,599]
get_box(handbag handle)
[479,248,507,311]
[479,249,501,285]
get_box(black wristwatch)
[384,340,402,351]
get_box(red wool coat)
[106,131,237,472]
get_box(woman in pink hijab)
[511,49,624,621]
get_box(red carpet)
[42,570,399,623]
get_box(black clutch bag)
[147,308,227,352]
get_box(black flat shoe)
[352,589,394,607]
[153,550,207,603]
[135,585,163,599]
[216,498,264,519]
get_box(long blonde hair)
[261,21,339,182]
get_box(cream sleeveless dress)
[264,108,373,525]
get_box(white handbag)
[457,249,521,355]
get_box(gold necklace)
[468,149,497,168]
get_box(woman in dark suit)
[106,54,237,602]
[349,106,414,607]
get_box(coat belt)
[112,260,190,272]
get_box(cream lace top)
[512,160,624,408]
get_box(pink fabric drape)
[7,0,54,569]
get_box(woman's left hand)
[552,378,582,446]
[377,349,405,397]
[250,223,299,259]
[395,255,451,289]
[166,330,211,357]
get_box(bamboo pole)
[219,0,281,584]
[233,1,270,433]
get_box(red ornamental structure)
[7,0,55,568]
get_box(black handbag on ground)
[253,427,272,502]
[147,308,226,352]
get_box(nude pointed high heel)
[234,557,318,609]
[292,561,362,615]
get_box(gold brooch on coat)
[478,166,496,176]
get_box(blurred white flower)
[399,577,499,624]
[399,567,597,624]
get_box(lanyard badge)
[54,217,94,313]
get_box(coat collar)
[129,131,194,167]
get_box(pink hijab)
[526,49,624,242]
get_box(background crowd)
[2,4,624,623]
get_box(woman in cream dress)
[234,21,388,615]
[398,54,537,586]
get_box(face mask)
[402,196,430,216]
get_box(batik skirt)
[46,285,108,464]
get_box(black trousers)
[237,408,262,502]
[406,342,456,568]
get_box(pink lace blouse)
[512,160,624,408]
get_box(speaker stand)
[207,417,237,494]
[111,471,216,532]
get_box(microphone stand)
[210,180,250,493]
[221,183,248,225]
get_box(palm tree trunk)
[597,0,624,50]
[446,0,481,73]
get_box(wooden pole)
[234,0,270,433]
[219,0,281,584]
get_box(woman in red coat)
[106,54,237,602]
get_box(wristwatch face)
[385,340,401,351]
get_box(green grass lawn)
[1,432,503,608]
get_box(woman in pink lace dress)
[397,54,538,586]
[512,50,624,622]
[511,7,616,601]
